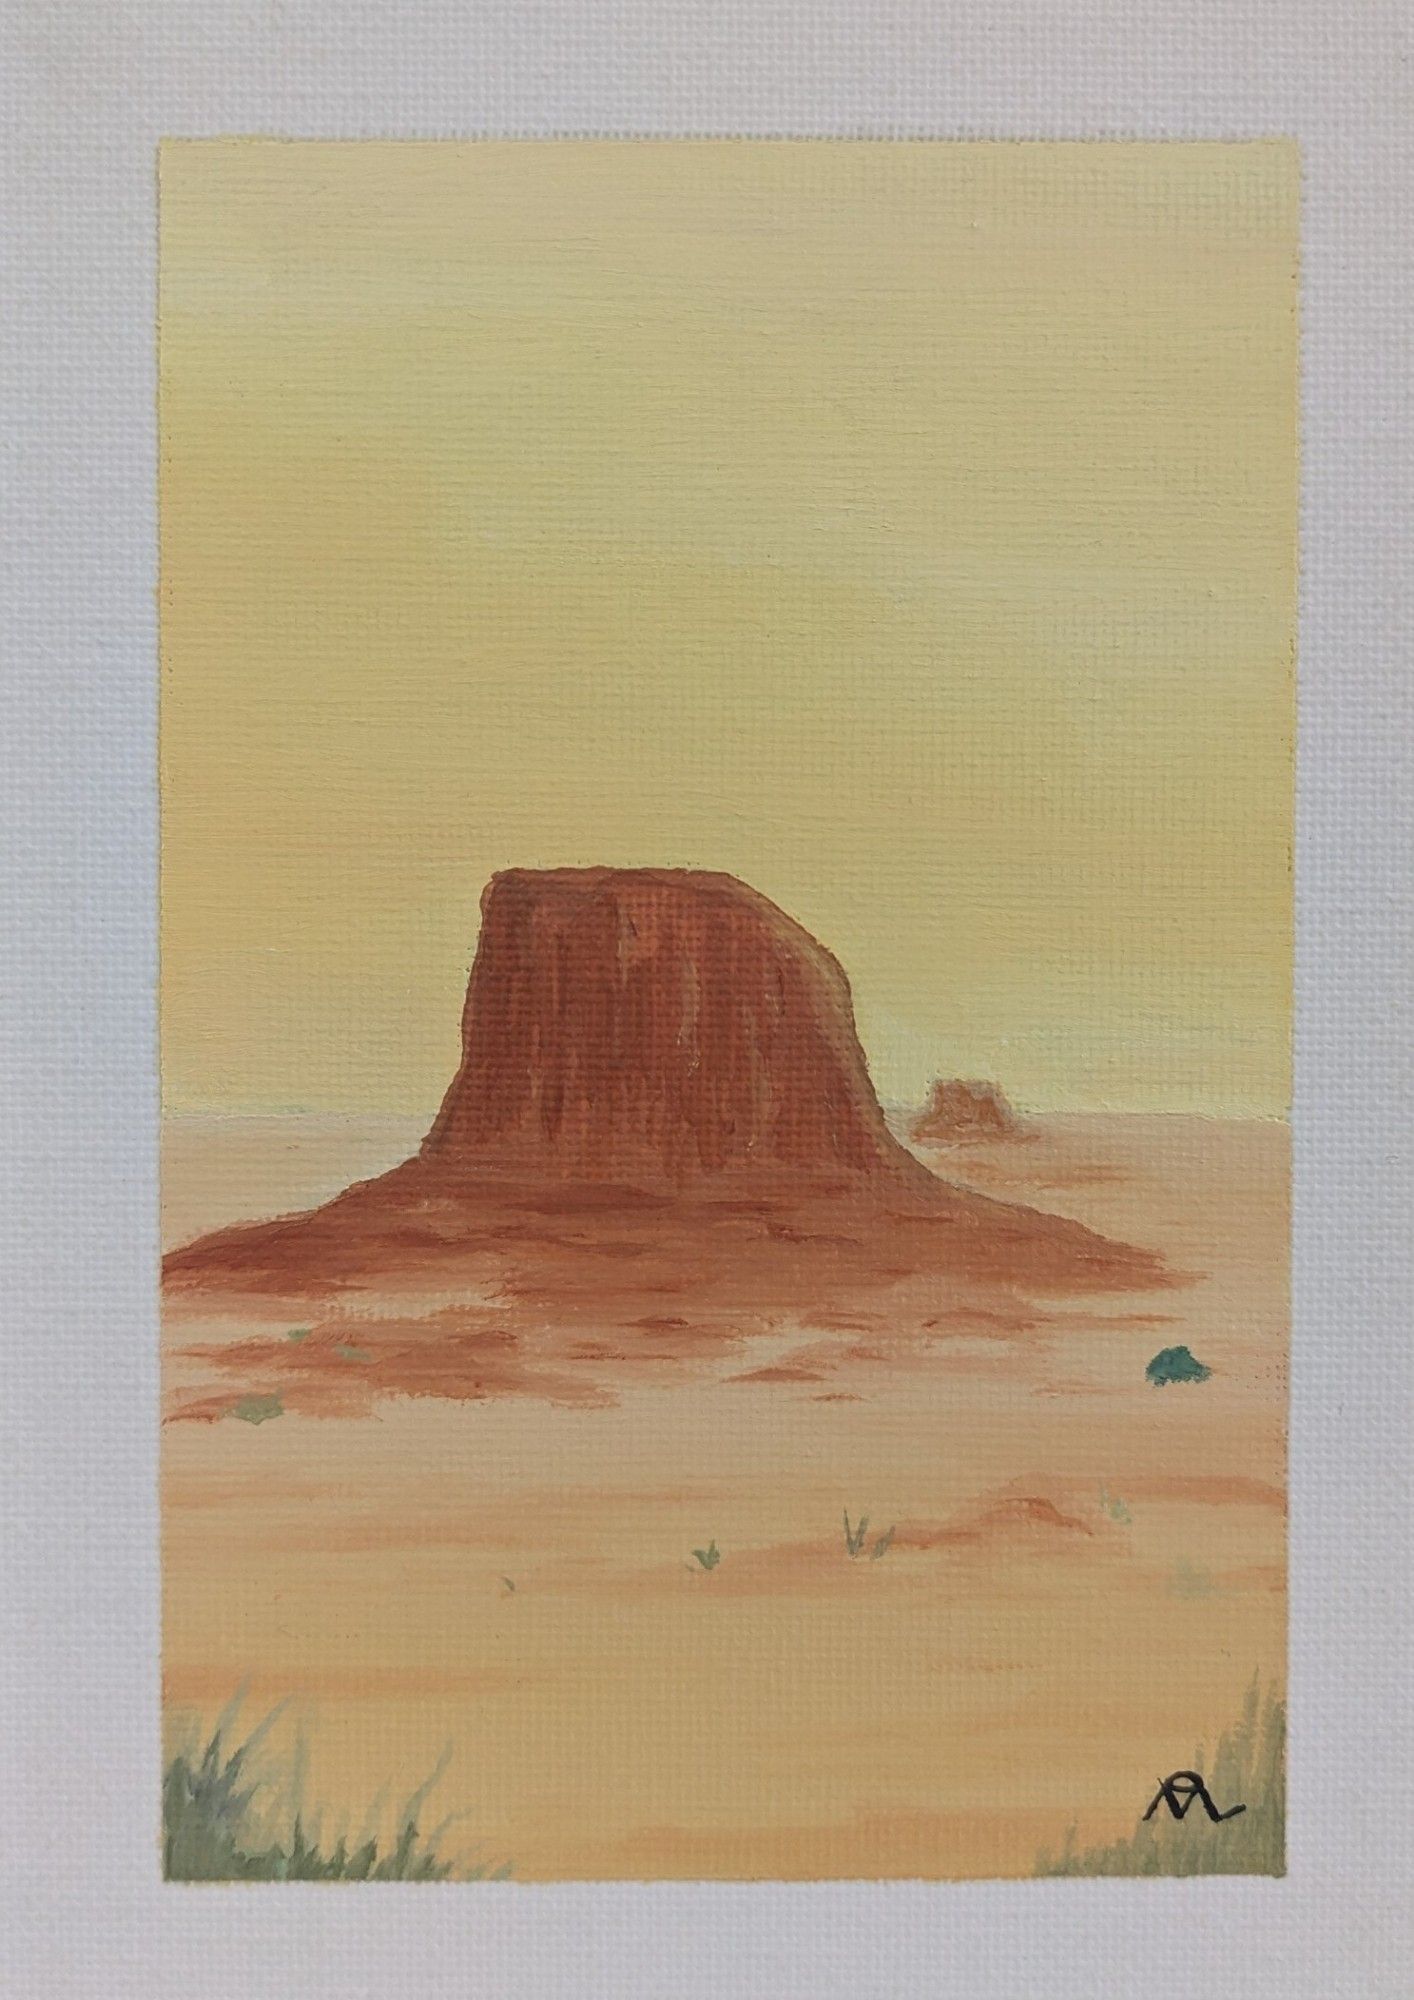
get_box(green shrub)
[1146,1344,1212,1386]
[229,1394,284,1425]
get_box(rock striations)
[419,868,912,1189]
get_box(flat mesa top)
[479,867,829,949]
[486,865,768,900]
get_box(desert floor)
[161,1113,1286,1879]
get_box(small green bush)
[229,1394,284,1424]
[1146,1344,1212,1386]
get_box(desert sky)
[159,141,1296,1117]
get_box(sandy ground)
[161,1112,1286,1879]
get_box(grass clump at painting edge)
[1036,1676,1285,1878]
[163,1690,512,1882]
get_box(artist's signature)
[1143,1771,1246,1824]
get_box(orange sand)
[161,1112,1286,1879]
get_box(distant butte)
[164,868,1165,1308]
[911,1077,1024,1146]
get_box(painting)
[159,140,1295,1881]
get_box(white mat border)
[3,4,1411,1995]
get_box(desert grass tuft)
[1036,1676,1284,1877]
[163,1691,511,1882]
[844,1511,895,1559]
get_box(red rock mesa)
[164,869,1162,1307]
[419,868,917,1189]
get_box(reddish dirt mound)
[164,871,1167,1353]
[911,1077,1023,1145]
[169,1310,614,1423]
[894,1494,1095,1551]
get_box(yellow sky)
[160,140,1296,1116]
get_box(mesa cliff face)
[420,867,914,1189]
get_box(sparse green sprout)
[843,1511,870,1557]
[285,1326,312,1343]
[1146,1344,1212,1386]
[1098,1487,1132,1524]
[334,1343,373,1363]
[844,1511,895,1559]
[691,1541,721,1572]
[1172,1559,1218,1600]
[229,1394,284,1425]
